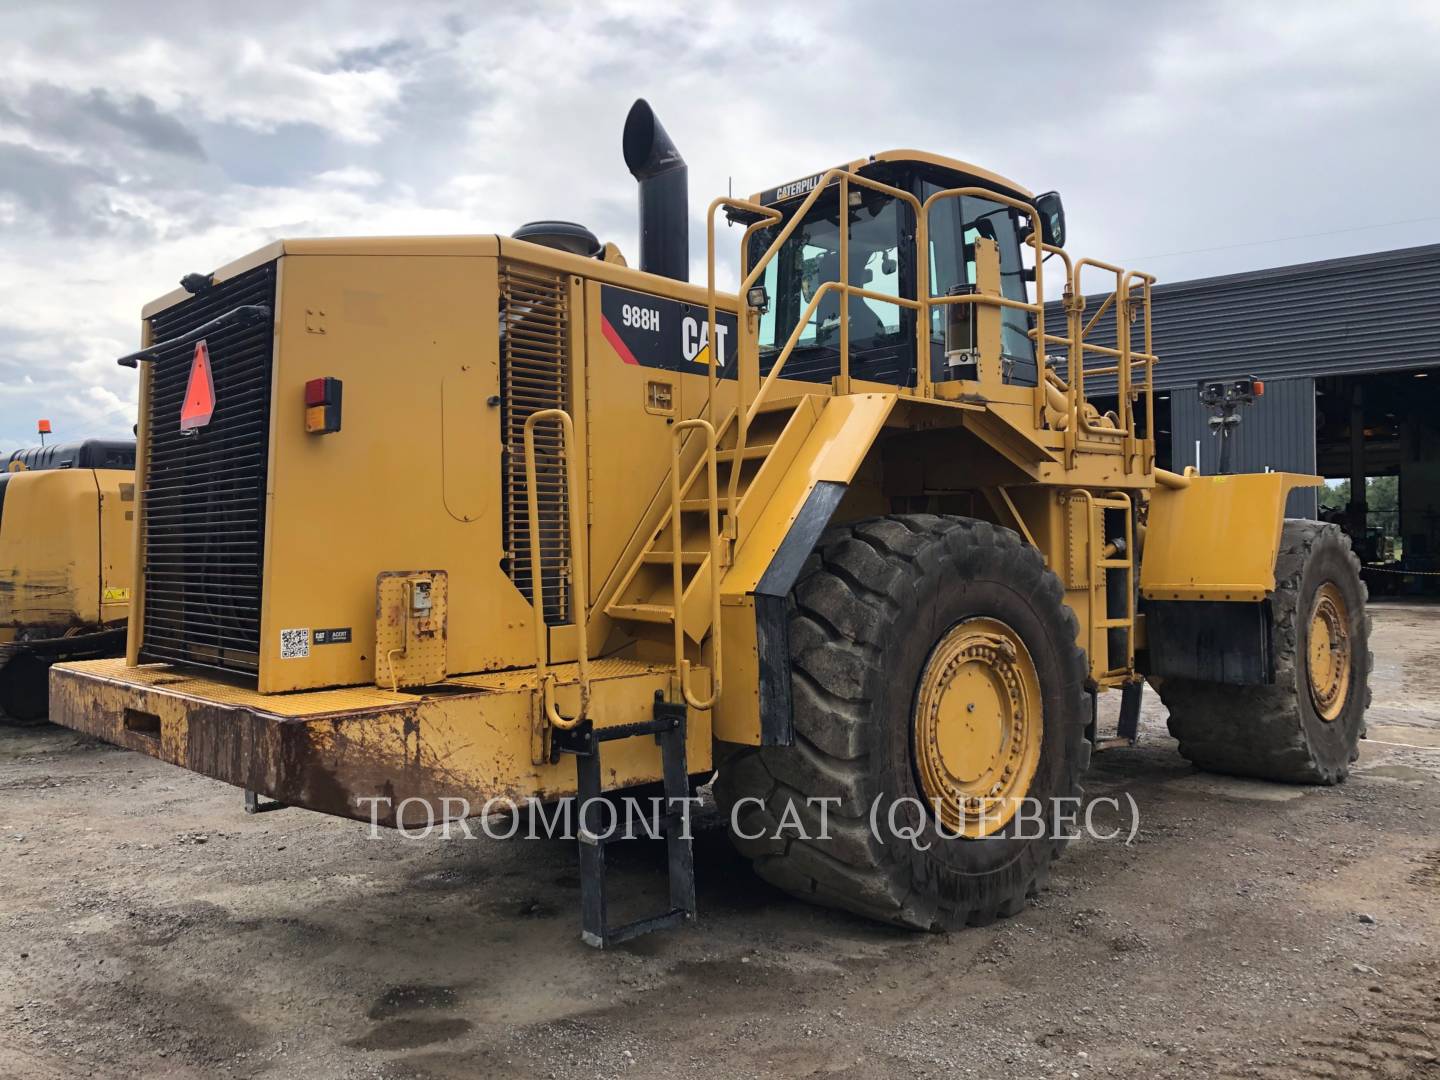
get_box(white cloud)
[0,0,1437,452]
[315,166,383,187]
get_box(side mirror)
[1033,190,1066,248]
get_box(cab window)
[750,185,915,387]
[924,183,1036,384]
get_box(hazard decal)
[179,340,216,431]
[598,284,739,380]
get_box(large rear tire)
[1157,519,1371,784]
[714,515,1091,930]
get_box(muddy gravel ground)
[3,601,1439,1080]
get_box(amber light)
[304,377,342,434]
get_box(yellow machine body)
[0,460,133,632]
[0,443,134,721]
[50,143,1308,822]
[1141,471,1323,601]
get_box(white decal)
[621,303,661,332]
[279,628,311,659]
[681,316,730,366]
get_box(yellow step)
[607,602,676,625]
[642,550,707,566]
[715,443,775,464]
[678,498,723,514]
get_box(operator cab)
[744,151,1062,391]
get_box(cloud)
[0,142,119,236]
[0,82,205,159]
[0,0,1437,453]
[315,166,383,187]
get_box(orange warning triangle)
[179,340,216,431]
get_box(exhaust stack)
[623,99,688,282]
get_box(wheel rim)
[1306,581,1352,722]
[912,617,1043,838]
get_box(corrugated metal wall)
[1038,244,1440,522]
[1048,243,1440,394]
[1167,376,1319,518]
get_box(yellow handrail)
[669,419,721,710]
[706,169,1158,531]
[704,196,782,521]
[920,186,1053,428]
[523,408,589,730]
[708,170,923,520]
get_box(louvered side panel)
[500,264,571,625]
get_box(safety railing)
[523,408,590,730]
[707,169,1158,491]
[668,418,722,710]
[705,171,925,518]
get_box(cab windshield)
[748,185,914,386]
[746,172,1037,389]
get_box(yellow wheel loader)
[1,439,135,722]
[49,101,1369,945]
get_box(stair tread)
[641,550,709,564]
[715,443,776,462]
[606,602,676,625]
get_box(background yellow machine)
[51,101,1369,946]
[1,438,135,721]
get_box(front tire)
[1158,519,1371,784]
[714,515,1091,930]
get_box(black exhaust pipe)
[623,99,688,282]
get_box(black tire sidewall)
[865,527,1085,901]
[1289,530,1368,765]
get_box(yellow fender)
[714,393,896,746]
[1141,471,1323,602]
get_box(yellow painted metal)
[523,408,589,729]
[252,254,537,693]
[1066,489,1136,684]
[1307,581,1351,721]
[723,393,898,599]
[374,571,448,690]
[1141,472,1323,601]
[0,467,132,632]
[49,141,1326,816]
[912,617,1043,838]
[669,418,721,710]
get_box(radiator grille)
[500,263,571,625]
[139,263,276,675]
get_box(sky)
[1,0,1438,452]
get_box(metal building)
[1057,243,1440,592]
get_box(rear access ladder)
[524,409,699,947]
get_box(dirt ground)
[2,602,1439,1080]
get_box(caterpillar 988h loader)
[1,437,135,721]
[51,101,1369,945]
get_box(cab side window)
[925,185,1036,384]
[750,187,916,387]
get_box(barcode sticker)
[279,628,311,659]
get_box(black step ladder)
[552,695,697,948]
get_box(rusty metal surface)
[48,658,713,829]
[58,657,414,715]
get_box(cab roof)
[751,149,1034,207]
